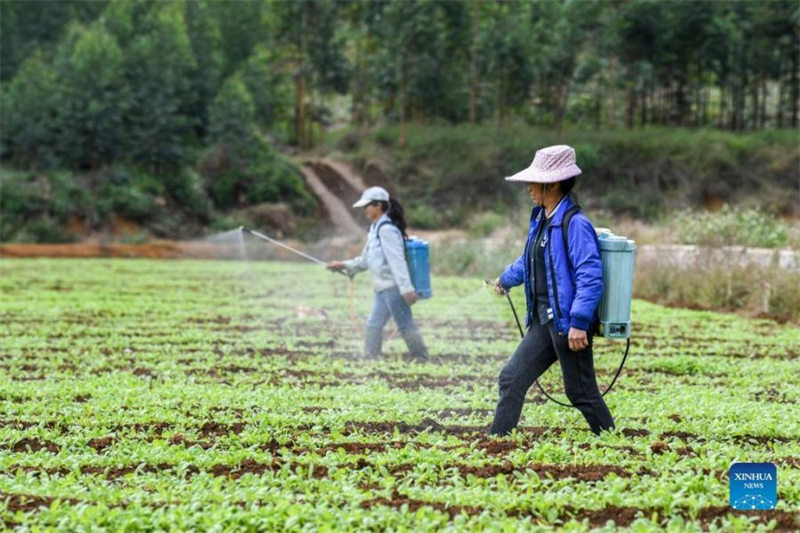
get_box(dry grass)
[634,262,800,323]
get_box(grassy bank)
[2,123,797,243]
[330,122,799,227]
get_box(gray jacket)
[344,214,414,294]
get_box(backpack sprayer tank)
[406,237,432,299]
[596,231,636,338]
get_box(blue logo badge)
[729,462,777,510]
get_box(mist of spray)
[205,228,249,262]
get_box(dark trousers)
[489,321,615,436]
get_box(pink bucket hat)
[505,144,582,183]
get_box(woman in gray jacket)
[327,186,428,361]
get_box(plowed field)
[1,259,798,530]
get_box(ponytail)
[379,198,408,238]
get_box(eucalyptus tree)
[272,0,349,148]
[121,1,196,171]
[53,22,130,170]
[0,53,61,169]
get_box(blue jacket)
[499,196,603,334]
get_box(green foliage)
[405,205,443,230]
[209,73,256,148]
[201,72,311,212]
[55,22,129,168]
[1,0,798,239]
[200,137,312,214]
[0,0,107,80]
[123,2,196,170]
[345,123,799,222]
[0,168,88,241]
[467,212,506,238]
[0,52,60,168]
[0,165,215,242]
[673,206,789,248]
[432,239,519,278]
[240,45,291,130]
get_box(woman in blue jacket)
[490,145,614,436]
[327,186,428,362]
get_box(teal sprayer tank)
[597,232,636,338]
[406,237,432,299]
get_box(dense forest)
[1,0,798,241]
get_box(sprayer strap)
[561,205,581,272]
[375,220,410,265]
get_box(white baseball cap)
[352,186,390,208]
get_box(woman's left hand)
[568,327,588,352]
[402,291,418,305]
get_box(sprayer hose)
[505,290,631,409]
[532,338,630,408]
[347,278,362,333]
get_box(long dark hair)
[379,198,408,238]
[560,177,579,205]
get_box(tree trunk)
[625,87,635,129]
[469,0,479,124]
[496,77,504,124]
[791,47,799,128]
[555,84,568,139]
[732,79,739,131]
[398,63,407,149]
[294,70,305,147]
[606,56,617,129]
[750,72,759,130]
[640,89,647,127]
[353,27,366,126]
[676,78,687,126]
[314,91,323,146]
[777,58,784,128]
[294,6,307,147]
[594,81,602,128]
[759,76,767,129]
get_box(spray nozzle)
[485,277,507,295]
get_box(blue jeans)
[367,286,415,332]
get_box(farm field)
[0,259,798,531]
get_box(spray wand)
[485,278,630,408]
[240,226,362,331]
[240,226,352,278]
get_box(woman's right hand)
[326,261,345,272]
[493,277,505,296]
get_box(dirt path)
[0,241,247,259]
[299,163,363,237]
[320,159,367,191]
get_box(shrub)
[339,122,800,225]
[672,206,789,248]
[406,205,443,230]
[634,262,800,323]
[467,212,507,238]
[432,239,519,277]
[0,168,89,241]
[200,136,314,214]
[11,217,76,243]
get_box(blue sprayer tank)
[597,232,636,338]
[406,237,432,299]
